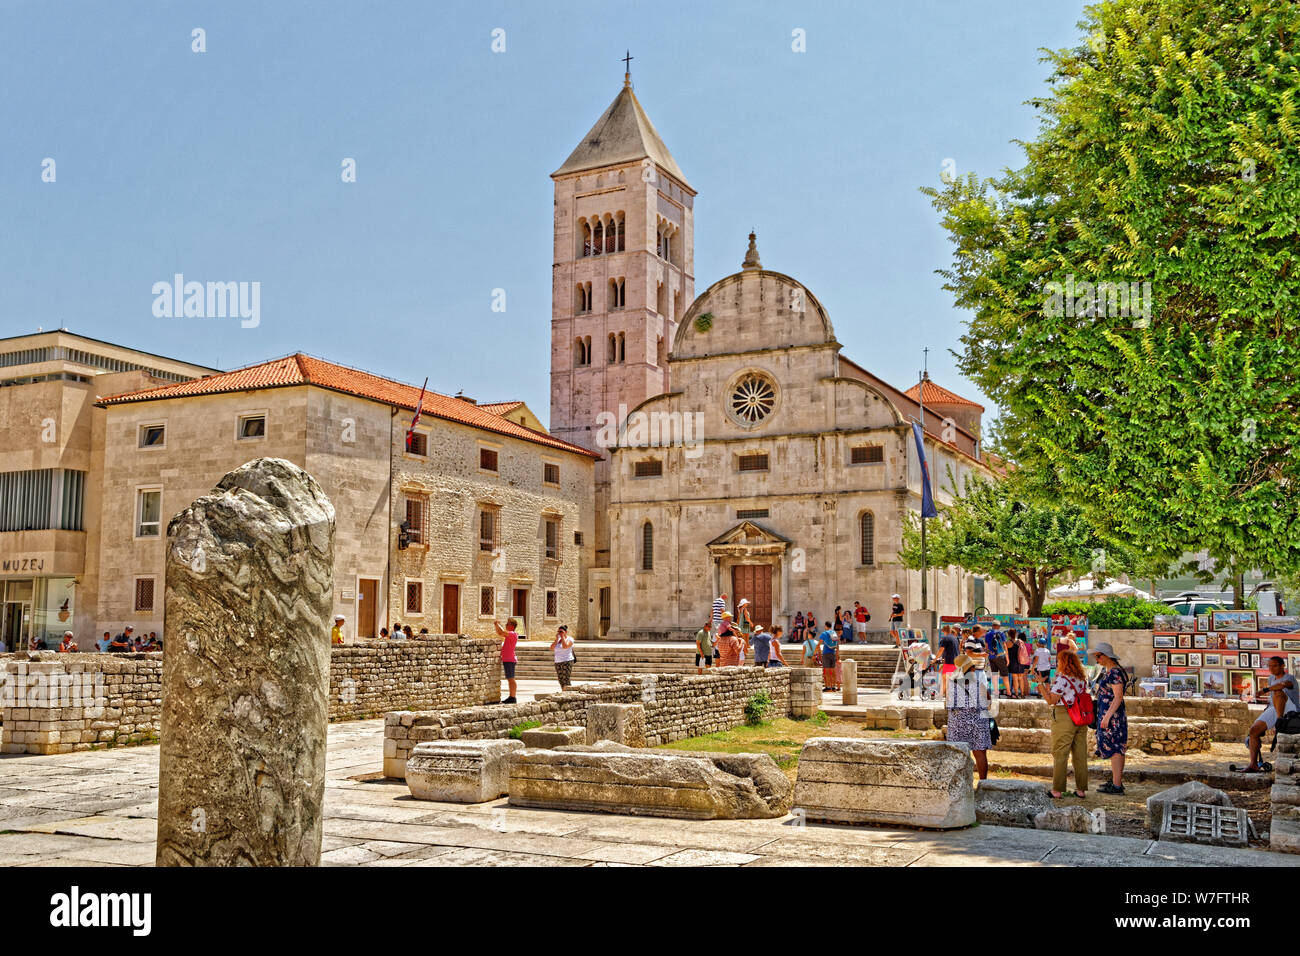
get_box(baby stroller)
[892,644,940,701]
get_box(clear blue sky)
[1,0,1086,426]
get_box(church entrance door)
[731,564,773,630]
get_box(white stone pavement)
[0,719,1294,867]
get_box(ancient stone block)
[1034,806,1106,834]
[1145,780,1233,837]
[1158,801,1248,847]
[519,725,586,748]
[508,748,792,819]
[156,458,335,867]
[793,737,975,829]
[585,703,646,747]
[975,778,1052,827]
[406,739,525,802]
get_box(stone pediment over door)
[706,521,790,558]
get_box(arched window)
[641,521,654,571]
[575,336,592,367]
[617,332,626,363]
[616,212,625,252]
[604,215,616,254]
[575,282,592,314]
[592,220,604,256]
[860,512,875,567]
[579,220,592,258]
[656,335,664,367]
[608,333,618,363]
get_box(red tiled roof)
[96,354,602,460]
[904,379,985,411]
[478,401,525,416]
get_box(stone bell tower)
[549,65,695,629]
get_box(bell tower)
[550,65,695,586]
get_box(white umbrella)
[1048,575,1155,601]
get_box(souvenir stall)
[1146,611,1300,699]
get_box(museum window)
[860,511,876,567]
[480,586,495,616]
[138,423,165,448]
[135,487,162,538]
[641,521,654,571]
[738,453,769,473]
[543,462,560,485]
[237,413,266,440]
[633,459,663,478]
[851,444,884,465]
[545,589,558,618]
[403,494,427,545]
[406,431,428,457]
[545,517,560,560]
[405,580,424,615]
[479,447,498,472]
[479,507,496,551]
[133,577,155,613]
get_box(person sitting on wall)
[1240,656,1300,773]
[57,631,77,653]
[331,615,346,646]
[107,627,133,653]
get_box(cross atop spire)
[742,231,762,271]
[623,50,633,87]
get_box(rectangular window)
[237,414,266,440]
[136,488,161,538]
[405,580,423,615]
[512,588,528,619]
[134,577,155,613]
[480,586,494,616]
[543,462,560,485]
[479,509,496,551]
[545,590,558,618]
[407,432,428,456]
[545,518,559,560]
[634,459,663,478]
[736,509,769,519]
[480,448,498,472]
[573,531,584,546]
[738,453,769,473]
[851,444,885,464]
[404,496,426,545]
[138,424,165,448]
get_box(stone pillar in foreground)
[156,458,335,867]
[841,659,858,705]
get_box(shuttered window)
[860,512,875,566]
[405,581,423,614]
[134,578,155,612]
[641,522,654,571]
[851,445,884,464]
[738,454,769,472]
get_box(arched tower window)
[579,219,592,258]
[615,212,625,252]
[592,219,604,256]
[641,521,654,571]
[608,333,618,364]
[617,332,626,363]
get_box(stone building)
[0,330,216,647]
[602,236,1020,639]
[549,77,1018,636]
[96,354,597,641]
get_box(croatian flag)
[912,421,939,519]
[407,377,428,450]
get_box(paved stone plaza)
[0,719,1293,867]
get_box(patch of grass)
[810,710,830,727]
[507,720,542,739]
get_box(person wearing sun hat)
[736,598,752,665]
[331,615,346,646]
[715,612,741,667]
[1091,642,1129,794]
[946,637,994,778]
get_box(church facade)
[551,75,1020,638]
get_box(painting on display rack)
[1169,673,1201,695]
[1211,610,1259,632]
[1200,668,1227,698]
[1230,670,1257,700]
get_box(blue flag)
[912,421,939,518]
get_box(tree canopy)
[925,0,1300,579]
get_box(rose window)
[729,374,777,426]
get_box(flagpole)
[919,372,928,613]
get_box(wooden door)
[731,565,773,629]
[358,579,378,638]
[441,584,460,635]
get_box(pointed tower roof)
[553,76,691,189]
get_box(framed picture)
[1153,635,1176,649]
[1225,634,1239,649]
[1230,670,1257,700]
[1251,653,1262,669]
[1222,654,1238,668]
[1262,638,1282,651]
[1154,651,1169,665]
[1239,637,1260,650]
[1284,640,1300,652]
[1212,610,1259,632]
[1214,633,1229,650]
[1196,613,1210,632]
[1193,634,1208,649]
[1170,653,1187,667]
[1169,673,1201,695]
[1178,634,1193,649]
[1204,653,1221,667]
[1290,654,1300,676]
[1200,668,1227,697]
[1151,663,1168,679]
[1188,652,1203,667]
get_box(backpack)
[1017,640,1032,667]
[1067,680,1095,727]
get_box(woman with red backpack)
[1040,639,1091,799]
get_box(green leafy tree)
[924,0,1300,583]
[899,470,1154,615]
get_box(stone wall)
[0,652,162,755]
[0,638,502,754]
[384,665,799,778]
[329,638,499,719]
[1091,629,1155,678]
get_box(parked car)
[1166,594,1226,617]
